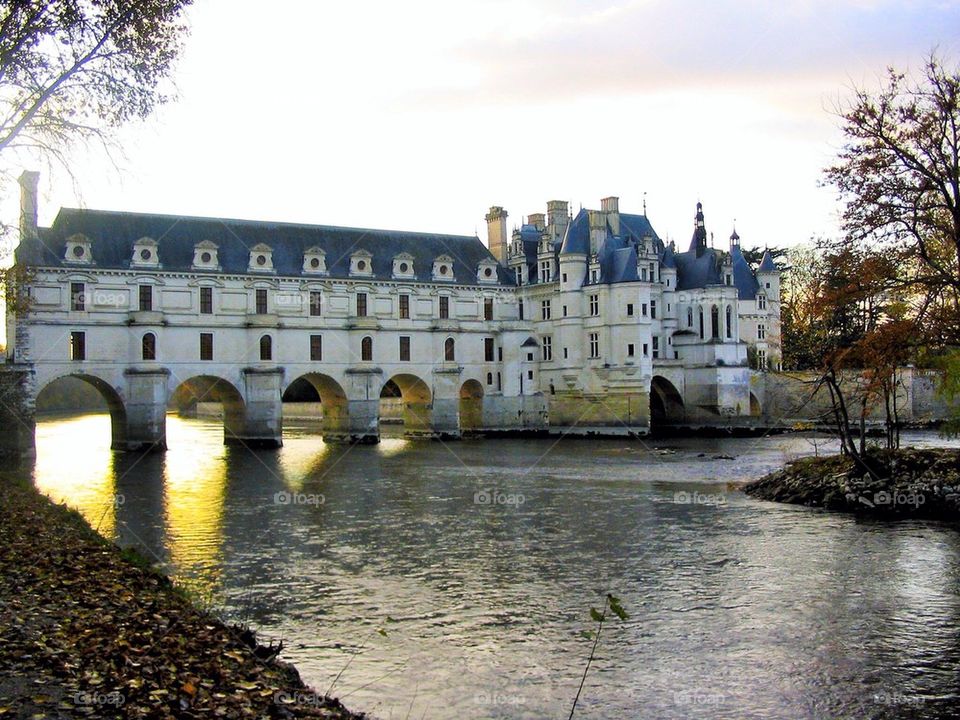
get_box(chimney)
[547,200,569,241]
[601,196,620,235]
[19,170,39,241]
[485,206,509,265]
[527,213,545,230]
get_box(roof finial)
[643,191,647,215]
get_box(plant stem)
[569,605,605,720]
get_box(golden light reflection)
[279,435,333,493]
[33,414,120,538]
[377,436,412,457]
[161,415,228,601]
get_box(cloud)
[397,0,960,109]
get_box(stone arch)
[459,379,484,434]
[749,391,762,417]
[168,375,246,444]
[380,373,432,436]
[282,373,349,439]
[35,373,128,449]
[650,375,685,430]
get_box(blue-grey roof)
[661,244,677,269]
[675,247,724,290]
[758,249,777,272]
[20,208,514,285]
[619,213,659,243]
[730,244,760,299]
[559,210,590,255]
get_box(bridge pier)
[0,364,36,464]
[226,367,284,449]
[427,396,461,440]
[122,368,170,452]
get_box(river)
[26,414,960,719]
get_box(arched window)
[698,306,704,339]
[361,336,373,361]
[486,372,493,385]
[141,332,156,361]
[711,305,720,339]
[687,306,693,327]
[444,337,455,362]
[259,335,272,361]
[725,305,732,339]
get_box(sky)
[8,0,960,255]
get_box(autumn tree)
[824,53,960,341]
[0,0,192,169]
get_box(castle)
[3,172,779,452]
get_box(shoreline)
[0,474,368,719]
[742,447,960,521]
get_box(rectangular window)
[563,347,568,359]
[541,299,551,320]
[484,337,495,362]
[758,349,767,370]
[589,294,599,316]
[399,294,410,319]
[142,333,156,361]
[527,370,534,380]
[641,267,648,282]
[484,298,494,321]
[627,343,635,357]
[69,331,85,360]
[515,268,522,286]
[542,336,553,361]
[562,273,567,283]
[642,303,648,317]
[200,333,213,361]
[356,292,367,317]
[200,286,213,314]
[70,282,85,311]
[562,305,568,317]
[626,303,634,317]
[651,300,657,319]
[139,285,153,312]
[497,372,502,391]
[399,336,411,361]
[652,336,660,359]
[439,295,449,319]
[758,295,767,310]
[310,334,322,361]
[643,343,649,356]
[518,299,524,320]
[589,332,600,359]
[256,289,268,315]
[498,346,503,362]
[758,324,766,340]
[310,291,323,317]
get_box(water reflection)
[27,414,960,719]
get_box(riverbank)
[742,447,960,520]
[0,475,367,719]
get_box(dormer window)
[392,252,416,280]
[64,234,93,265]
[131,237,160,268]
[248,243,275,273]
[192,241,220,271]
[477,259,498,284]
[350,249,373,277]
[432,255,454,282]
[303,247,327,275]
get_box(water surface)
[29,415,960,719]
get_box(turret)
[689,202,707,257]
[757,249,780,304]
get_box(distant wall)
[756,367,958,425]
[35,376,106,414]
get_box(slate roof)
[19,208,514,286]
[758,249,777,272]
[730,243,760,299]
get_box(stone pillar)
[344,367,382,443]
[429,367,462,440]
[232,367,284,448]
[0,364,36,465]
[123,368,170,452]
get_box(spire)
[729,223,740,251]
[758,248,777,272]
[688,201,708,257]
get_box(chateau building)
[4,172,779,452]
